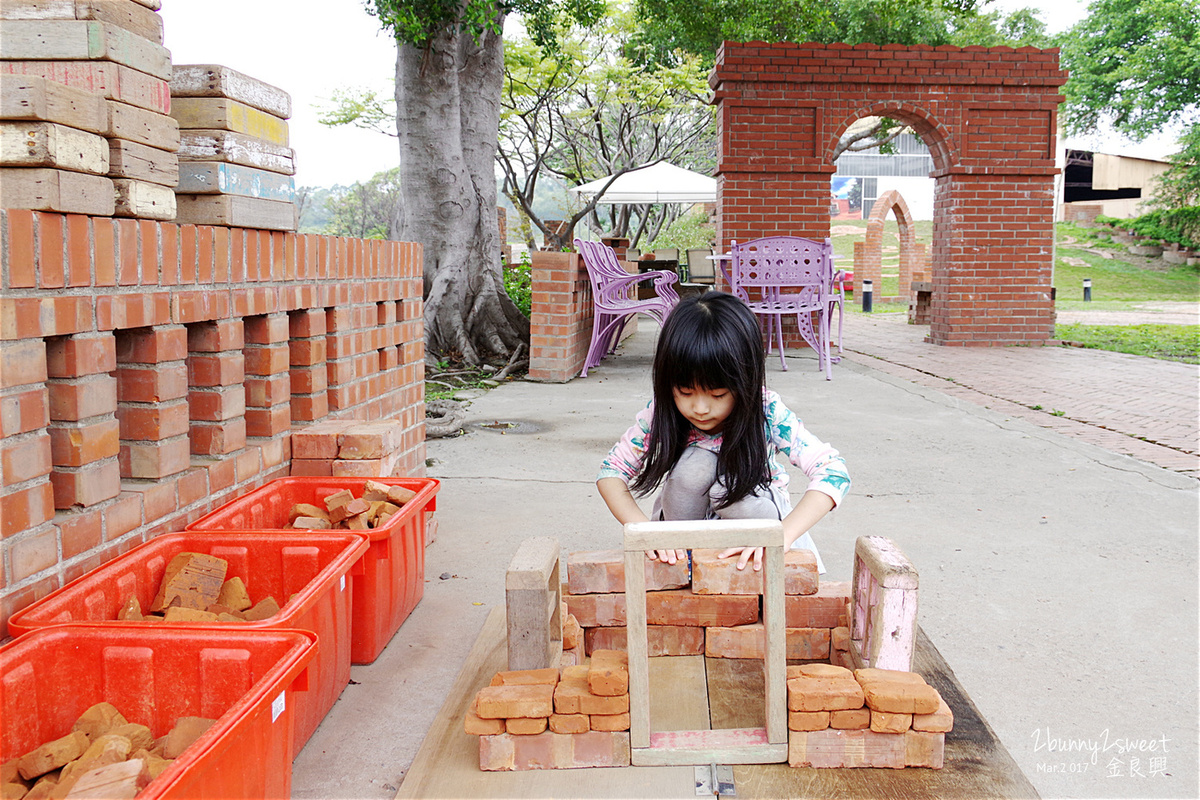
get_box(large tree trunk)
[393,16,528,365]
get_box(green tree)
[1057,0,1200,139]
[324,167,402,239]
[365,0,603,365]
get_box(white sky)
[159,0,1178,191]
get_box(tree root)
[425,399,467,438]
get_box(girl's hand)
[648,549,688,565]
[717,546,763,571]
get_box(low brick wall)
[0,208,426,635]
[528,250,592,382]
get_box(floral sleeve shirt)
[598,388,851,507]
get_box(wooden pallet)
[397,607,1040,798]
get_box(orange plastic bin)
[0,624,315,800]
[186,477,439,664]
[7,531,367,749]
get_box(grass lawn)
[1055,323,1199,364]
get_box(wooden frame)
[623,519,788,766]
[849,535,918,671]
[505,536,563,671]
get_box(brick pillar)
[375,300,400,418]
[1,339,56,587]
[243,314,292,438]
[289,309,328,422]
[528,251,591,382]
[187,319,247,456]
[326,305,366,412]
[46,333,120,508]
[116,325,191,479]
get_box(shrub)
[504,251,533,318]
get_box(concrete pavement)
[293,313,1198,800]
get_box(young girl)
[597,292,850,572]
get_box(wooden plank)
[0,167,114,214]
[625,519,784,552]
[647,655,710,733]
[112,177,174,219]
[505,537,559,590]
[0,74,107,134]
[632,729,788,766]
[127,0,157,10]
[174,193,296,231]
[107,138,176,185]
[705,658,766,729]
[170,64,291,119]
[106,99,179,150]
[855,536,919,589]
[762,542,787,746]
[0,0,164,44]
[0,60,170,114]
[177,129,294,175]
[0,20,170,79]
[623,548,650,749]
[0,121,108,173]
[395,607,694,799]
[169,97,288,145]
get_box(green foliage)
[1057,0,1200,139]
[323,167,401,239]
[648,206,715,252]
[366,0,604,49]
[1123,210,1198,248]
[1055,323,1200,364]
[503,251,533,317]
[317,86,397,137]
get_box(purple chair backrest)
[732,236,828,301]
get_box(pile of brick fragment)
[464,651,633,771]
[564,548,852,663]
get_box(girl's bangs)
[660,332,737,391]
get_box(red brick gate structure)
[712,42,1068,345]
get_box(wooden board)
[0,167,114,214]
[170,64,291,119]
[175,161,294,200]
[0,20,171,80]
[177,129,294,175]
[0,59,170,113]
[106,99,179,151]
[174,193,296,231]
[0,0,165,45]
[112,177,174,219]
[400,615,1040,799]
[394,608,696,799]
[0,73,107,134]
[107,137,176,185]
[648,655,711,733]
[169,97,289,146]
[0,121,108,173]
[127,0,158,10]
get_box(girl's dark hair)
[630,291,770,508]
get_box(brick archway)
[713,42,1068,345]
[854,190,924,301]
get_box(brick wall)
[712,42,1067,346]
[528,250,593,382]
[0,209,425,635]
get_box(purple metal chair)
[575,239,680,377]
[730,236,836,378]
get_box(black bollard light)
[862,279,873,313]
[1083,278,1092,302]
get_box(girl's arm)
[597,477,688,565]
[717,489,834,571]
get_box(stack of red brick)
[464,651,632,771]
[564,550,852,662]
[786,664,953,769]
[289,418,409,477]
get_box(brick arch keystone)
[713,41,1067,346]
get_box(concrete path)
[293,318,1198,800]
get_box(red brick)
[912,697,953,733]
[583,625,705,656]
[645,589,758,627]
[115,326,188,365]
[6,209,37,288]
[548,714,589,734]
[290,419,357,459]
[830,708,871,730]
[589,712,630,732]
[785,581,849,628]
[787,674,865,712]
[475,684,555,720]
[288,338,327,366]
[860,676,941,715]
[120,437,190,479]
[57,506,103,558]
[46,333,116,379]
[187,319,243,352]
[289,309,326,338]
[489,668,560,687]
[244,405,291,438]
[48,375,118,421]
[2,431,52,485]
[190,419,246,456]
[870,710,912,734]
[464,709,506,736]
[566,549,690,595]
[290,458,333,476]
[116,399,189,441]
[116,363,188,403]
[291,393,329,422]
[289,365,327,394]
[505,717,548,736]
[187,352,244,387]
[478,731,630,771]
[1,481,54,537]
[49,459,121,508]
[48,418,120,466]
[102,492,142,539]
[0,340,48,389]
[244,314,289,344]
[116,219,138,285]
[243,344,289,376]
[36,212,64,288]
[187,386,245,421]
[905,730,945,768]
[587,650,628,697]
[788,710,830,731]
[93,217,115,286]
[9,525,59,580]
[788,728,905,769]
[565,593,625,627]
[1,387,49,438]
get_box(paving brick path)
[836,312,1200,478]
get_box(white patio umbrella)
[570,162,716,204]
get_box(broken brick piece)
[362,480,391,502]
[72,703,128,739]
[63,758,150,799]
[562,615,582,650]
[548,714,589,734]
[288,503,329,523]
[859,677,941,715]
[475,684,555,720]
[328,497,369,524]
[108,724,153,752]
[386,485,416,506]
[870,710,913,734]
[322,490,355,513]
[163,718,215,759]
[505,717,548,736]
[128,750,172,781]
[831,626,850,652]
[150,552,228,613]
[292,517,333,530]
[17,732,89,780]
[489,668,560,687]
[788,710,831,731]
[243,596,281,621]
[587,650,629,697]
[912,697,954,733]
[830,708,872,730]
[163,607,220,622]
[215,578,252,611]
[117,596,143,621]
[464,710,506,736]
[60,734,131,783]
[589,712,630,732]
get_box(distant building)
[1059,149,1170,221]
[833,133,935,220]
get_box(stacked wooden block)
[786,664,952,769]
[170,64,296,231]
[0,0,178,218]
[289,418,408,477]
[464,653,633,771]
[563,549,852,661]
